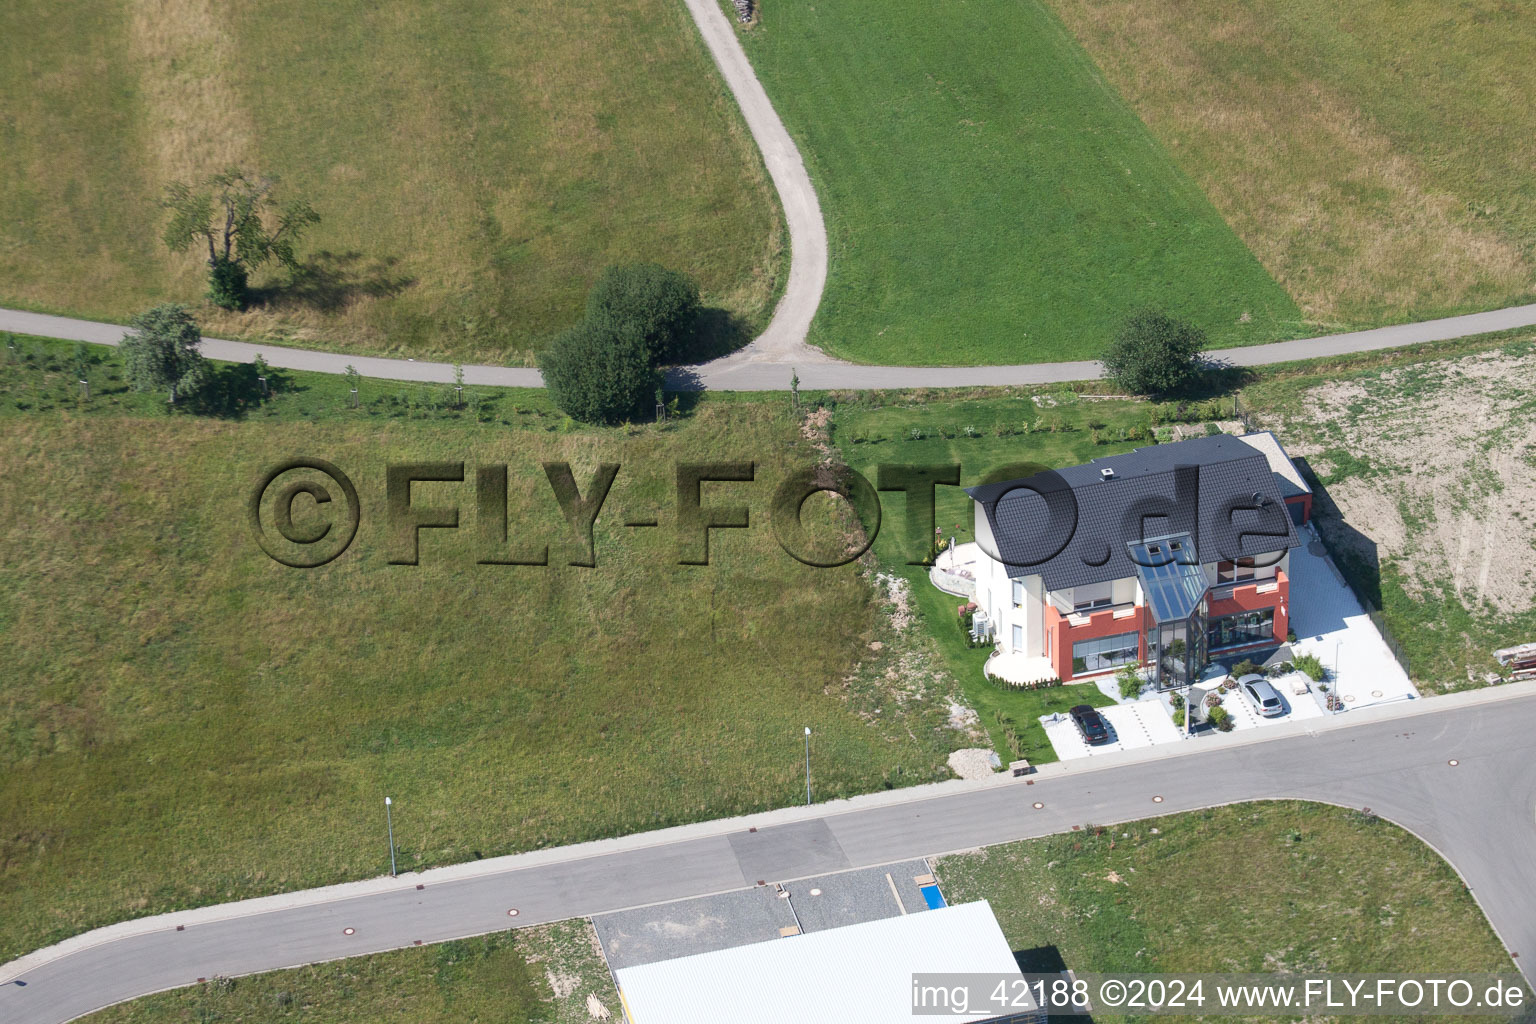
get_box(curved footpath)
[5,301,1536,394]
[6,0,1536,386]
[3,683,1534,1023]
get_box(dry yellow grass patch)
[1047,0,1535,325]
[125,0,256,293]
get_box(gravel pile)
[947,748,999,779]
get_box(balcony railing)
[1061,602,1139,628]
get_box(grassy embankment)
[0,335,958,963]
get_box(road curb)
[5,678,1534,985]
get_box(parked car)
[1069,704,1110,744]
[1239,674,1285,717]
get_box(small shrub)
[1169,692,1185,710]
[584,263,701,364]
[539,318,660,425]
[1101,308,1206,396]
[1115,666,1142,701]
[1172,708,1185,727]
[1293,652,1326,681]
[1231,659,1257,678]
[1207,705,1232,731]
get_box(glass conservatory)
[1129,534,1210,690]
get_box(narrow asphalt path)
[3,686,1533,1024]
[676,0,831,369]
[6,301,1536,393]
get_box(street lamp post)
[804,727,812,806]
[384,796,397,877]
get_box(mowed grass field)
[0,338,958,962]
[1048,0,1536,328]
[937,802,1517,998]
[0,0,782,362]
[728,0,1304,365]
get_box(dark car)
[1069,704,1110,745]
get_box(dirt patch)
[875,571,915,630]
[1287,347,1536,613]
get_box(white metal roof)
[614,900,1026,1024]
[1239,431,1312,498]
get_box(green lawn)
[82,919,614,1024]
[0,0,782,363]
[0,337,959,963]
[829,387,1234,763]
[728,0,1303,365]
[1048,0,1536,328]
[937,802,1519,1013]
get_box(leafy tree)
[161,169,320,310]
[539,318,660,424]
[584,263,701,364]
[1102,309,1206,396]
[121,304,209,404]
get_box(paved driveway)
[1287,525,1418,709]
[1042,700,1183,759]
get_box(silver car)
[1239,674,1285,717]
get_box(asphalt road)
[4,690,1533,1024]
[6,301,1536,394]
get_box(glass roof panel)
[1129,533,1207,622]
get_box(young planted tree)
[161,169,320,310]
[1101,309,1207,396]
[120,305,210,405]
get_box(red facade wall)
[1285,494,1312,524]
[1206,570,1290,649]
[1044,602,1149,682]
[1045,570,1289,681]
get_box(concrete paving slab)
[727,819,851,882]
[784,861,931,934]
[594,886,795,971]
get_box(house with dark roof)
[964,433,1311,689]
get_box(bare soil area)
[1288,348,1536,614]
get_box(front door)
[1012,624,1024,652]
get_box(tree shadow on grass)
[249,250,416,313]
[1171,358,1258,401]
[679,307,756,364]
[188,361,303,419]
[661,365,705,415]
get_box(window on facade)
[1207,608,1275,650]
[1071,631,1139,674]
[1012,580,1025,608]
[1072,581,1113,611]
[1217,557,1257,584]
